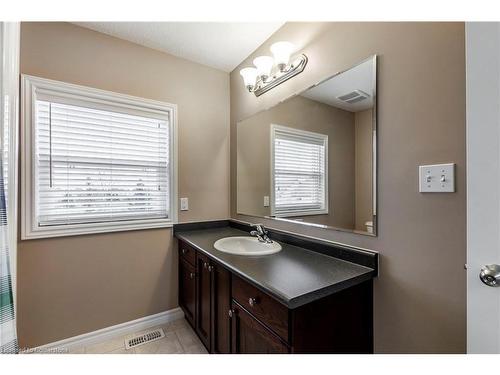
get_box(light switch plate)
[419,163,455,193]
[263,196,270,207]
[180,197,189,211]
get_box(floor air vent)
[125,328,165,349]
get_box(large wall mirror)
[237,55,377,236]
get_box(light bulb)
[253,56,274,82]
[239,67,258,91]
[270,41,295,72]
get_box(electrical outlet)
[180,197,189,211]
[419,163,455,193]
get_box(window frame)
[21,75,178,239]
[270,123,329,218]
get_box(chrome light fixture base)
[252,54,308,97]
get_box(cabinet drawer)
[179,240,196,266]
[232,275,289,341]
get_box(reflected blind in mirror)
[272,125,328,217]
[35,100,170,226]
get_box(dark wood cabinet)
[231,301,289,354]
[179,241,232,353]
[211,262,231,354]
[289,280,373,353]
[178,258,196,327]
[178,239,373,354]
[195,252,212,348]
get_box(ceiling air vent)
[337,90,370,104]
[125,328,165,349]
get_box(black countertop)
[175,226,376,309]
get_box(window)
[21,75,177,239]
[271,124,328,217]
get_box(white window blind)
[34,99,170,226]
[272,125,328,217]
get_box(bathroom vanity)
[175,221,377,354]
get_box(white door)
[467,22,500,354]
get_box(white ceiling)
[72,22,285,72]
[301,58,375,112]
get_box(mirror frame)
[236,55,378,236]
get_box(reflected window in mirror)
[271,125,328,217]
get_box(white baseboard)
[23,307,184,353]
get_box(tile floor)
[67,319,208,354]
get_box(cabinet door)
[231,302,289,354]
[196,252,211,349]
[179,258,196,327]
[211,263,231,353]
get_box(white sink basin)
[213,236,282,256]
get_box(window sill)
[21,219,174,240]
[272,209,329,218]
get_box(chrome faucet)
[250,224,273,243]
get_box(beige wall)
[18,22,230,348]
[231,22,466,353]
[237,95,356,229]
[354,109,374,231]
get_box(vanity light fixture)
[239,41,308,97]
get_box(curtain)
[0,21,19,354]
[0,158,17,354]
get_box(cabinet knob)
[189,272,195,279]
[207,265,214,272]
[228,309,234,318]
[181,248,187,255]
[203,262,209,269]
[248,297,258,307]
